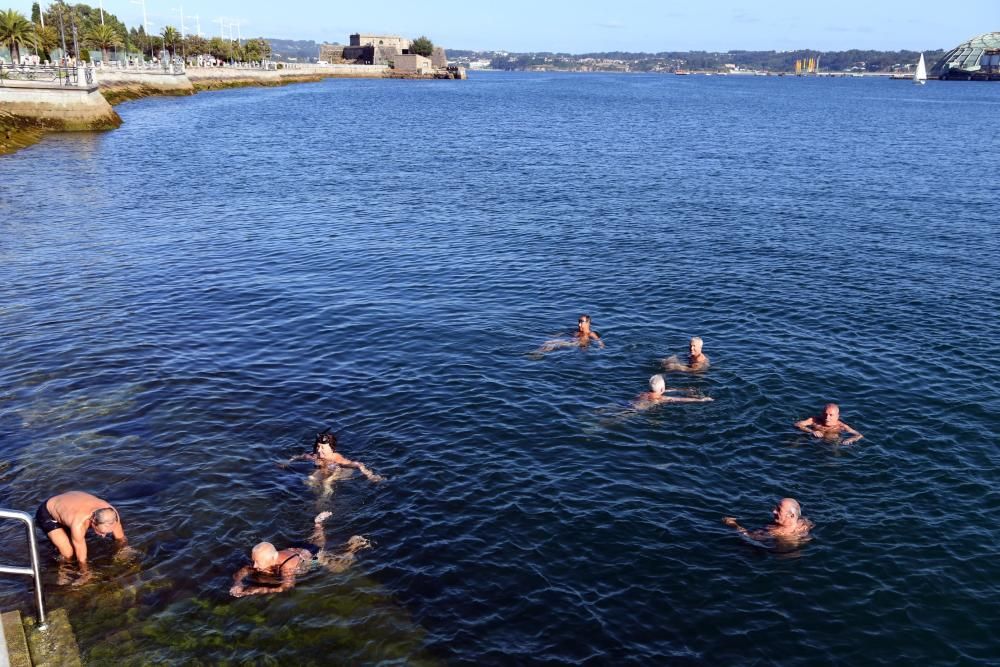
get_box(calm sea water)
[1,72,999,665]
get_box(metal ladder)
[0,509,46,629]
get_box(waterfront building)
[350,34,412,51]
[393,54,433,75]
[930,32,1000,80]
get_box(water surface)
[1,72,999,664]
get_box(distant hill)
[476,48,946,73]
[266,38,322,62]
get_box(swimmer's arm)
[841,422,863,444]
[722,518,768,540]
[590,332,605,348]
[330,454,382,482]
[229,566,296,597]
[794,417,819,435]
[71,523,90,566]
[278,453,313,468]
[112,519,127,543]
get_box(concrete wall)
[351,34,411,50]
[0,84,120,129]
[394,54,433,74]
[95,70,195,94]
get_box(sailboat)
[914,53,927,85]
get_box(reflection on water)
[1,73,999,664]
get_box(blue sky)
[15,0,999,52]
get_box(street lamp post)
[57,1,67,58]
[130,0,149,60]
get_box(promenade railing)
[0,509,46,628]
[93,60,186,75]
[0,64,84,87]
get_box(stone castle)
[320,33,449,72]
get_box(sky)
[13,0,999,53]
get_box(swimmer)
[633,374,714,409]
[663,336,710,372]
[795,403,863,445]
[723,498,814,542]
[35,491,129,579]
[229,512,372,598]
[574,314,603,347]
[286,430,383,483]
[538,314,605,352]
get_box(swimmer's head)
[690,337,704,355]
[90,508,119,536]
[823,403,840,425]
[578,314,591,330]
[314,429,338,456]
[649,374,666,394]
[773,498,802,525]
[251,542,279,569]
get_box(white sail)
[914,53,927,84]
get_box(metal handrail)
[0,509,46,628]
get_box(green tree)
[31,2,41,24]
[34,24,58,59]
[410,35,433,57]
[86,22,121,62]
[161,25,179,57]
[243,37,270,62]
[0,9,34,63]
[208,36,230,61]
[184,34,207,57]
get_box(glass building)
[930,32,1000,80]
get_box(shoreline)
[1,64,420,157]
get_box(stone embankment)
[1,65,121,155]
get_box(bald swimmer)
[723,498,813,541]
[35,491,128,571]
[663,337,710,372]
[795,403,863,445]
[633,374,713,409]
[229,512,371,598]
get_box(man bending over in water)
[287,430,383,483]
[538,314,605,352]
[795,403,863,445]
[633,374,714,409]
[229,512,371,598]
[663,336,710,372]
[723,498,813,543]
[35,491,130,582]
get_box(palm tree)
[0,9,34,64]
[161,25,179,58]
[85,23,122,63]
[34,24,58,60]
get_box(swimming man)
[795,403,863,445]
[286,430,383,483]
[538,314,605,352]
[229,511,371,598]
[633,374,713,409]
[723,498,813,542]
[663,336,710,372]
[35,491,128,572]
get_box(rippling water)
[1,72,999,665]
